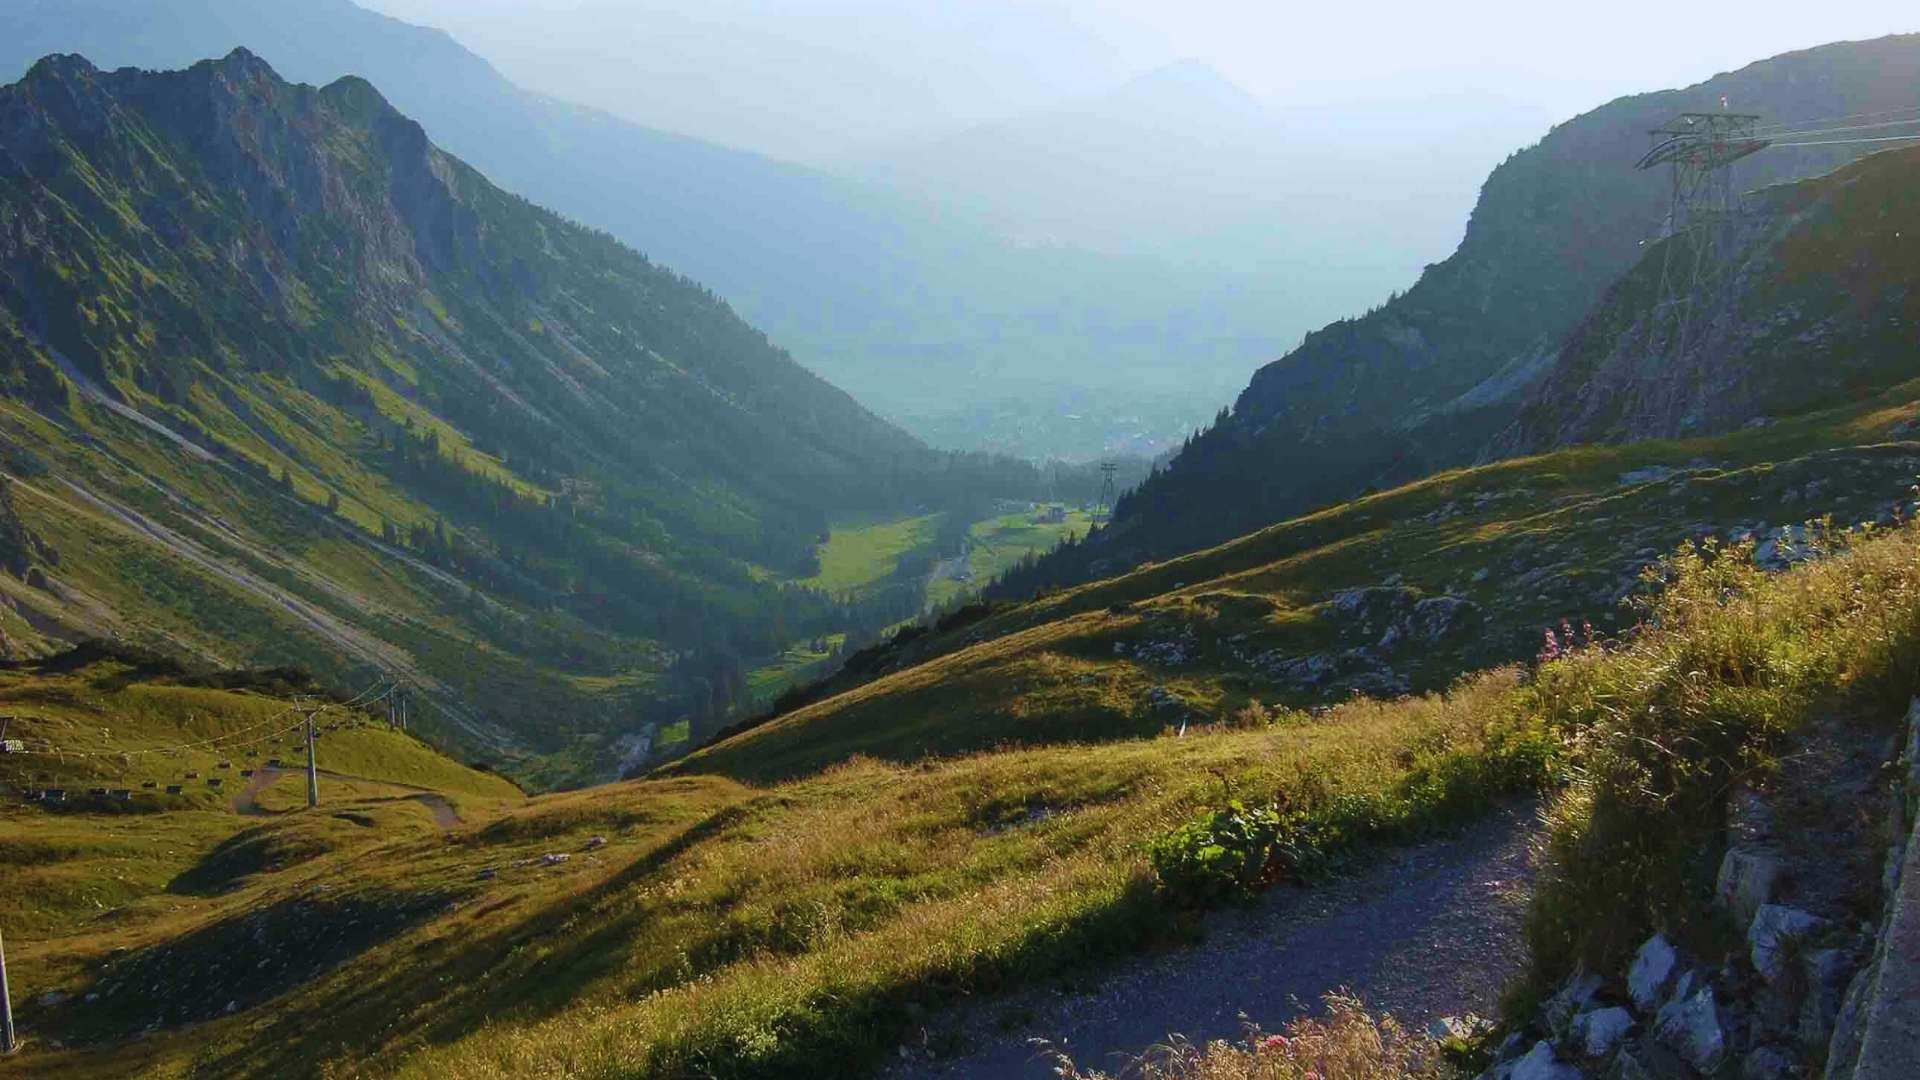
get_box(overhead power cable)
[1769,134,1920,148]
[2,677,391,760]
[1752,116,1920,140]
[1750,104,1920,135]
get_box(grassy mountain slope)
[12,441,1920,1079]
[0,641,1540,1079]
[668,384,1920,785]
[0,51,1045,783]
[1053,34,1920,571]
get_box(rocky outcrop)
[1247,586,1482,699]
[1485,701,1920,1080]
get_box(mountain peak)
[22,52,100,82]
[1102,58,1266,123]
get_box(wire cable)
[1,676,393,761]
[1769,134,1920,148]
[1750,104,1920,135]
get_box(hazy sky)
[362,0,1918,162]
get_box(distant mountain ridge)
[0,0,1379,456]
[0,49,1029,779]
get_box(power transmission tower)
[1094,462,1118,524]
[1636,108,1770,359]
[1,923,16,1054]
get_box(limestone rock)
[1628,934,1680,1012]
[1654,985,1727,1074]
[1541,970,1604,1036]
[1506,1040,1581,1080]
[1571,1006,1635,1059]
[1797,947,1853,1044]
[1716,848,1784,925]
[1740,1045,1794,1080]
[1748,904,1824,983]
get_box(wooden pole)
[305,708,319,809]
[2,923,18,1054]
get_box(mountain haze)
[0,0,1371,459]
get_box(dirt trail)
[891,799,1539,1080]
[232,767,463,829]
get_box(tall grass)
[1517,519,1920,995]
[1049,993,1450,1080]
[388,682,1536,1079]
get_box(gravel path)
[891,799,1540,1079]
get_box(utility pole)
[303,700,320,808]
[1094,462,1118,524]
[2,923,17,1054]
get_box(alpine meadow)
[5,5,1920,1080]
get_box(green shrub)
[1148,800,1286,905]
[1149,709,1558,908]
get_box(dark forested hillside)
[0,51,1042,780]
[1037,34,1920,580]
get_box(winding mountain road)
[891,799,1540,1079]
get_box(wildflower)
[1540,627,1561,660]
[1258,1034,1289,1054]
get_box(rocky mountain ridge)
[1055,34,1920,576]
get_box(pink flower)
[1259,1034,1289,1053]
[1540,628,1562,660]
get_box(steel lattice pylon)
[1636,111,1772,360]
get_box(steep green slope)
[0,51,1039,782]
[1044,34,1920,576]
[677,384,1920,785]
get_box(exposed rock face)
[1748,904,1825,983]
[1247,587,1482,700]
[1653,985,1728,1074]
[1716,849,1785,926]
[1500,143,1920,451]
[1570,1007,1634,1059]
[1628,935,1680,1013]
